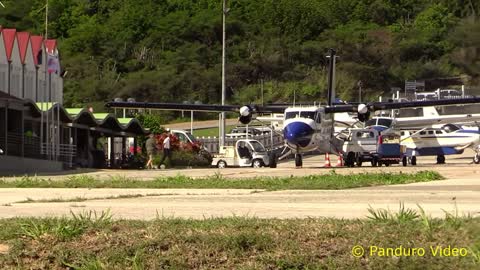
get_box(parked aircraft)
[399,124,480,165]
[106,97,480,167]
[106,50,480,167]
[363,106,480,164]
[367,106,480,129]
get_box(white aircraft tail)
[423,107,439,117]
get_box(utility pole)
[220,0,228,148]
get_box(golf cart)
[212,139,277,168]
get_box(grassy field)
[193,125,236,137]
[0,171,443,190]
[0,206,478,269]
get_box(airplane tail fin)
[423,107,439,117]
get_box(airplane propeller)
[239,105,254,124]
[357,103,370,122]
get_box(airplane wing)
[394,114,480,128]
[324,97,480,113]
[105,101,287,114]
[106,97,480,125]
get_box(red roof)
[30,35,43,65]
[17,32,30,64]
[2,28,16,61]
[44,39,57,54]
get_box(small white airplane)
[106,49,480,167]
[399,124,480,165]
[362,107,480,164]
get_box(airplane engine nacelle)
[357,103,370,122]
[238,105,257,124]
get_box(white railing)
[197,133,284,153]
[41,143,77,167]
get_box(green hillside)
[1,0,479,110]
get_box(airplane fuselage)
[282,107,336,153]
[401,125,480,156]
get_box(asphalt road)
[1,150,479,220]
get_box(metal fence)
[0,132,24,157]
[0,132,76,167]
[197,133,284,153]
[41,143,77,168]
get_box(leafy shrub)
[153,150,210,168]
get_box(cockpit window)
[285,111,316,120]
[365,118,393,128]
[365,119,376,126]
[300,111,316,120]
[377,119,393,127]
[285,111,299,119]
[442,124,460,133]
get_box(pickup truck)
[342,128,403,167]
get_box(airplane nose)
[283,122,314,147]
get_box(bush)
[153,150,210,168]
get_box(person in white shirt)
[159,130,172,167]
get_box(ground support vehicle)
[212,139,277,168]
[342,128,403,167]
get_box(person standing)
[159,130,172,168]
[145,133,157,169]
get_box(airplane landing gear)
[408,156,417,166]
[474,153,480,164]
[295,154,303,168]
[436,155,446,164]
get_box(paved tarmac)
[1,150,479,220]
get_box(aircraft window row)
[402,130,443,136]
[285,111,317,120]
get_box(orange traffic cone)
[324,153,331,167]
[335,153,344,167]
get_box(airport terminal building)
[0,27,147,174]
